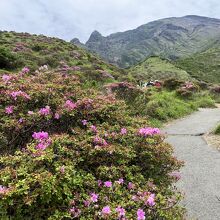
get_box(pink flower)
[39,106,51,116]
[90,125,98,133]
[2,74,12,82]
[146,194,155,207]
[28,111,34,115]
[104,181,112,188]
[0,185,9,195]
[64,100,77,111]
[90,193,99,203]
[98,180,102,187]
[5,106,14,114]
[120,128,127,135]
[115,206,126,217]
[101,206,111,216]
[18,118,24,123]
[35,142,48,151]
[32,131,49,140]
[138,127,160,137]
[69,207,81,217]
[10,91,30,100]
[83,200,91,207]
[137,209,145,220]
[60,165,65,174]
[128,182,134,190]
[93,136,108,146]
[54,113,60,119]
[21,67,30,74]
[82,119,88,126]
[116,178,124,184]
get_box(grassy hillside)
[128,56,190,83]
[175,41,220,83]
[0,31,126,85]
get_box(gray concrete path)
[163,108,220,220]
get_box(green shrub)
[144,91,195,121]
[163,78,184,90]
[215,125,220,134]
[0,70,184,219]
[0,46,19,69]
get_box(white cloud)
[0,0,220,42]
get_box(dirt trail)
[163,107,220,220]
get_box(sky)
[0,0,220,43]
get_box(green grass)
[175,41,220,83]
[128,56,190,83]
[140,90,215,122]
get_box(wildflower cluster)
[32,131,51,151]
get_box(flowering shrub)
[0,32,184,219]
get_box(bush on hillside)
[0,46,20,69]
[163,78,184,90]
[104,82,143,103]
[0,69,184,219]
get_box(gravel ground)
[163,108,220,220]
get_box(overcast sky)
[0,0,220,42]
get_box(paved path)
[163,108,220,220]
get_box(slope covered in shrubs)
[0,32,185,219]
[128,57,190,83]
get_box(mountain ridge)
[72,15,220,68]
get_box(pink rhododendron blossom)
[101,206,111,216]
[35,143,48,151]
[39,106,51,116]
[120,128,127,135]
[60,165,65,174]
[116,178,124,184]
[115,206,126,217]
[64,100,77,110]
[21,67,30,74]
[2,74,12,82]
[32,131,49,140]
[90,193,99,202]
[98,180,102,187]
[137,209,145,220]
[0,185,9,195]
[138,127,160,136]
[69,207,81,217]
[18,118,24,123]
[10,91,30,100]
[28,111,34,115]
[54,113,60,119]
[128,182,134,190]
[93,136,108,146]
[146,194,156,207]
[90,125,98,133]
[104,181,112,188]
[5,106,14,114]
[82,119,88,126]
[83,200,91,207]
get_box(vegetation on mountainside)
[175,41,220,83]
[0,31,186,219]
[0,31,126,84]
[128,56,190,83]
[80,15,220,68]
